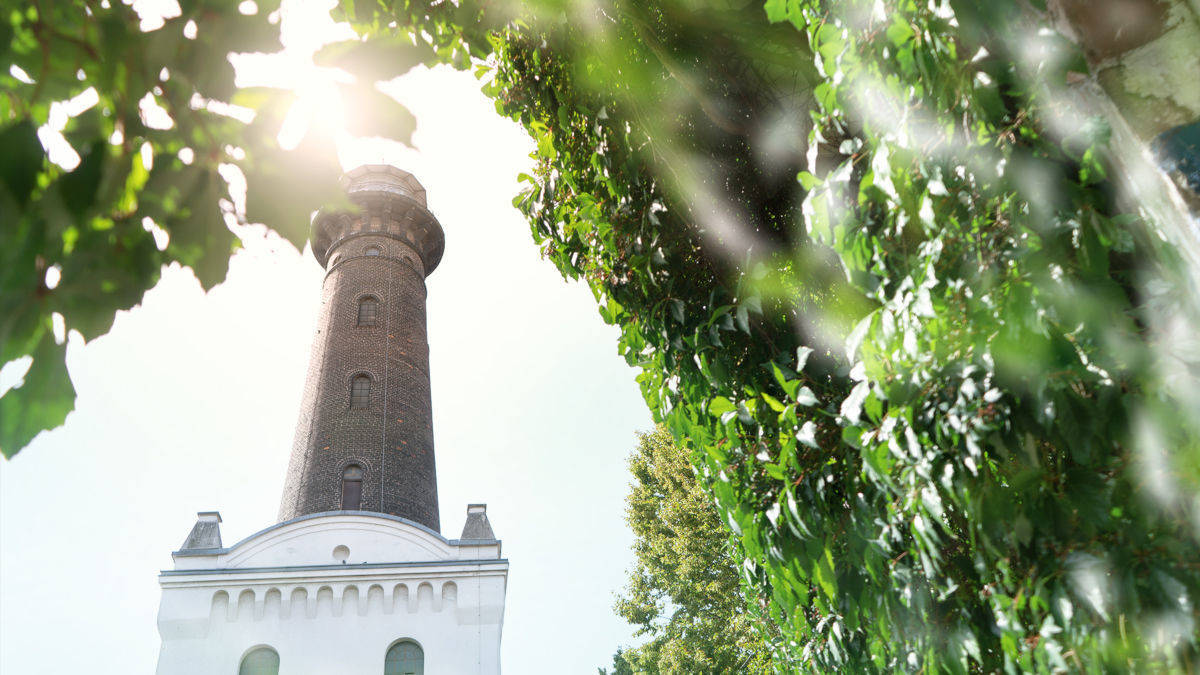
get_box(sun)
[230,0,357,150]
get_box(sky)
[0,3,654,672]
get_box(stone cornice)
[159,558,510,589]
[309,167,445,274]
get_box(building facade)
[155,166,507,675]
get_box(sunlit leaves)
[143,160,237,290]
[374,0,1200,671]
[763,0,806,30]
[0,0,351,455]
[613,428,775,673]
[337,80,417,145]
[315,36,435,83]
[242,127,344,250]
[0,332,74,458]
[794,385,819,407]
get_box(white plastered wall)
[155,513,507,674]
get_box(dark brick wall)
[278,172,444,533]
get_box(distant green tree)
[613,427,773,674]
[597,648,635,675]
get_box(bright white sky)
[0,2,652,672]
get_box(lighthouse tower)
[154,166,508,675]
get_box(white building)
[154,167,509,674]
[155,509,506,674]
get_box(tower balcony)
[309,165,445,274]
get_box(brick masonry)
[278,166,445,533]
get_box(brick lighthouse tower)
[280,165,445,531]
[154,166,508,675]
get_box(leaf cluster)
[366,0,1200,671]
[0,0,287,455]
[0,0,438,456]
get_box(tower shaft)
[279,166,445,531]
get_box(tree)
[613,428,773,674]
[597,648,635,675]
[0,0,415,457]
[349,0,1200,670]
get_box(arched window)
[385,640,424,675]
[342,465,363,510]
[365,245,382,256]
[351,375,371,409]
[239,647,279,675]
[357,296,379,326]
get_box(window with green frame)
[238,647,279,675]
[384,640,423,675]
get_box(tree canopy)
[0,0,342,456]
[4,0,1200,671]
[376,0,1200,669]
[0,0,416,456]
[613,427,773,673]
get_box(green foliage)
[0,0,428,456]
[613,427,773,674]
[597,648,635,675]
[332,0,1200,670]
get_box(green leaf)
[735,304,750,333]
[149,163,238,290]
[797,170,820,190]
[771,362,801,399]
[0,333,75,458]
[338,81,417,145]
[763,0,789,23]
[0,119,44,207]
[669,299,685,323]
[0,16,14,65]
[57,141,107,218]
[242,129,344,250]
[762,0,804,29]
[742,295,763,315]
[315,36,435,83]
[886,17,914,47]
[814,543,838,600]
[762,392,786,412]
[814,22,845,64]
[709,396,736,417]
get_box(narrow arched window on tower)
[238,646,279,675]
[385,640,424,675]
[357,296,379,326]
[351,375,371,409]
[342,465,364,510]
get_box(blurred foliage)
[597,648,636,675]
[331,0,1200,670]
[611,427,773,673]
[0,0,420,457]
